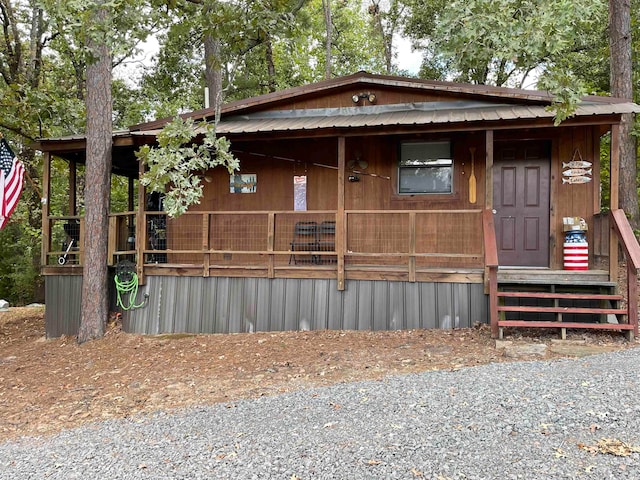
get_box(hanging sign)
[293,175,307,211]
[562,149,592,185]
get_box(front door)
[493,141,551,267]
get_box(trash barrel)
[563,230,588,270]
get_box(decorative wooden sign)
[562,149,592,185]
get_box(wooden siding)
[43,275,488,337]
[260,85,483,112]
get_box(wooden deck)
[485,210,640,340]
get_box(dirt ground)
[0,307,637,442]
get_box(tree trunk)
[264,33,276,93]
[78,4,112,343]
[609,0,638,227]
[204,33,223,116]
[322,0,332,79]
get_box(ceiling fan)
[347,157,368,170]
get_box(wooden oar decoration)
[469,147,477,204]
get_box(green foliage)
[422,0,607,87]
[137,117,239,217]
[0,205,43,305]
[536,68,588,125]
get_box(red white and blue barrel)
[563,230,588,270]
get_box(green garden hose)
[114,272,146,310]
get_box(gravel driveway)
[2,347,640,479]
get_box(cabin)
[35,72,640,340]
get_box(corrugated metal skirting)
[45,275,83,338]
[122,276,488,335]
[44,276,488,336]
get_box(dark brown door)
[493,142,551,267]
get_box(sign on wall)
[230,174,257,193]
[294,175,307,211]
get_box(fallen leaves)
[579,438,640,457]
[0,306,637,442]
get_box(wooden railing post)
[610,209,640,339]
[136,159,146,285]
[483,209,500,338]
[408,212,416,282]
[268,213,275,278]
[202,213,210,277]
[41,152,51,267]
[610,124,620,281]
[337,137,346,290]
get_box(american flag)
[0,138,25,230]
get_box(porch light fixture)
[351,92,377,104]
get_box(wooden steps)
[493,274,634,341]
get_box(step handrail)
[610,209,640,271]
[482,209,499,337]
[610,209,639,337]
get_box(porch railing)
[610,209,640,337]
[43,209,486,280]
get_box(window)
[398,141,453,194]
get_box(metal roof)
[215,101,640,135]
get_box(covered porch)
[35,72,640,338]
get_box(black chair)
[317,220,336,264]
[58,220,80,265]
[289,221,318,264]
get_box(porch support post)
[484,130,495,294]
[202,213,210,277]
[408,212,416,282]
[41,152,51,267]
[136,159,146,285]
[337,136,346,291]
[484,130,494,210]
[69,160,77,216]
[128,177,134,212]
[610,124,620,282]
[267,212,275,278]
